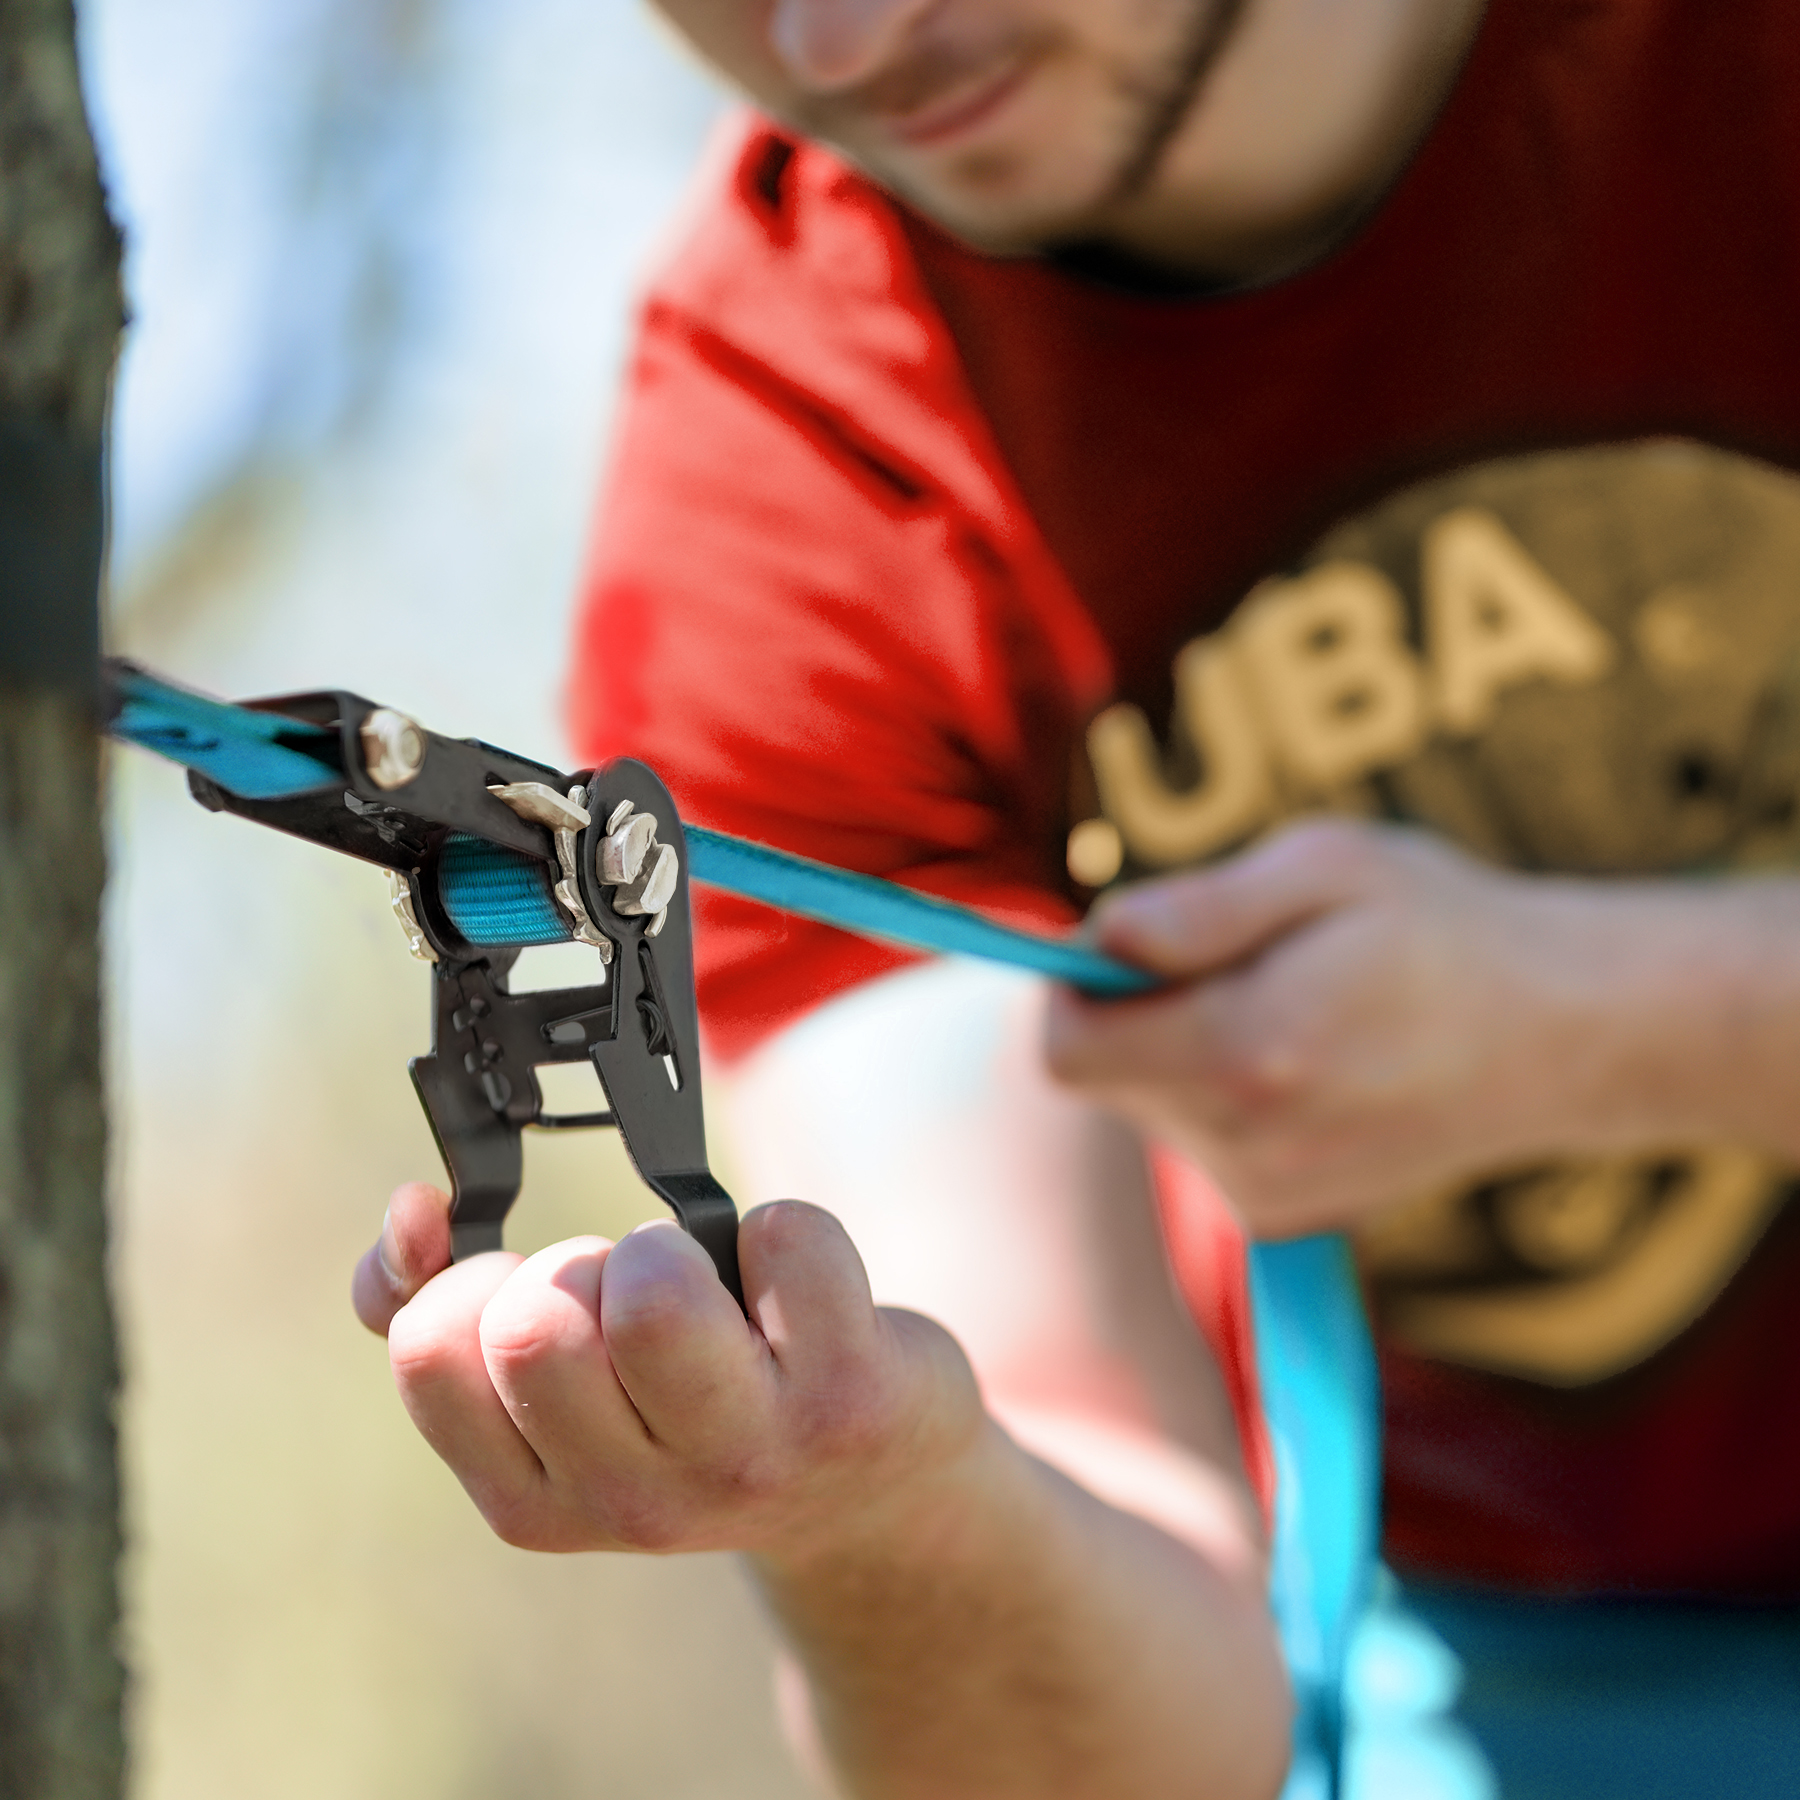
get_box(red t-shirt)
[570,0,1800,1595]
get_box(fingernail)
[375,1206,405,1290]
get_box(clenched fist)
[352,1184,985,1562]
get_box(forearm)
[752,1416,1289,1800]
[1521,870,1800,1162]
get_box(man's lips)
[874,50,1036,148]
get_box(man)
[353,1,1800,1792]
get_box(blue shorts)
[1335,1577,1800,1799]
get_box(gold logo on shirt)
[1084,505,1619,872]
[1358,1148,1787,1386]
[1078,440,1800,1384]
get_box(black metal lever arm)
[411,952,616,1259]
[399,758,743,1307]
[578,761,743,1307]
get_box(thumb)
[1089,818,1377,976]
[352,1181,455,1336]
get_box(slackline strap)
[106,659,1377,1791]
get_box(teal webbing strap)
[437,831,573,947]
[683,826,1156,997]
[105,661,1381,1785]
[1251,1237,1382,1797]
[108,663,340,799]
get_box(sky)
[87,0,720,595]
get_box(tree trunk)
[0,1,125,1796]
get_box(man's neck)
[1095,0,1488,286]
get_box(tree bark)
[0,1,125,1796]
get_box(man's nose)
[767,0,938,90]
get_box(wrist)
[753,1411,1033,1585]
[1504,871,1800,1158]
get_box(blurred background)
[85,2,811,1794]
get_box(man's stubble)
[795,0,1255,256]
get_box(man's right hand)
[1048,816,1800,1241]
[351,977,1292,1800]
[351,1183,989,1564]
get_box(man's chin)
[844,145,1119,258]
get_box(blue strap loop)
[1251,1237,1382,1796]
[437,832,573,947]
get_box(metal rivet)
[360,708,426,790]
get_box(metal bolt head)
[599,810,657,885]
[613,841,678,916]
[360,708,426,790]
